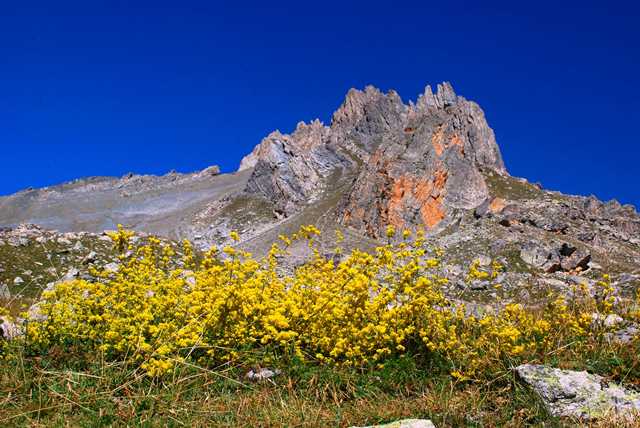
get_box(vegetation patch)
[1,226,640,426]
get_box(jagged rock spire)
[240,82,507,234]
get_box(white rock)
[245,368,281,381]
[473,255,492,267]
[0,316,23,340]
[13,277,24,285]
[591,313,624,328]
[62,268,80,281]
[350,420,436,428]
[104,262,120,273]
[82,251,98,264]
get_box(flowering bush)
[18,225,636,379]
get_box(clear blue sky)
[1,1,639,208]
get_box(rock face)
[516,364,640,420]
[240,83,506,237]
[242,120,348,216]
[338,83,505,237]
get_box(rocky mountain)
[1,81,639,308]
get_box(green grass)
[0,351,561,427]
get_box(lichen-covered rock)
[350,419,436,428]
[516,364,640,420]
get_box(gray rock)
[473,255,492,267]
[62,268,80,281]
[104,262,120,273]
[559,245,591,271]
[199,165,221,176]
[591,313,624,328]
[82,251,98,264]
[27,302,48,322]
[516,364,640,420]
[0,284,10,299]
[0,316,22,340]
[608,325,639,343]
[245,368,281,381]
[350,419,436,428]
[470,280,490,290]
[520,242,553,268]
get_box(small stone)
[470,280,489,290]
[520,242,557,270]
[104,262,120,273]
[473,255,492,267]
[0,284,10,299]
[82,251,98,264]
[350,419,436,428]
[592,313,624,328]
[62,268,80,281]
[13,277,24,285]
[0,316,22,340]
[245,368,281,381]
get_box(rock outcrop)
[516,364,640,420]
[239,82,507,237]
[338,83,505,237]
[241,120,348,216]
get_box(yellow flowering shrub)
[19,226,636,379]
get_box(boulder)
[200,165,221,177]
[560,249,591,271]
[520,242,556,270]
[516,364,640,420]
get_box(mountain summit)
[238,82,505,237]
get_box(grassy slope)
[0,353,560,427]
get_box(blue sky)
[1,1,639,208]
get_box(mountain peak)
[237,82,506,233]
